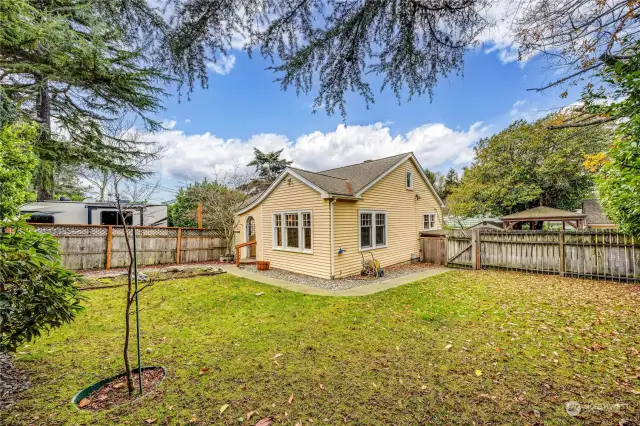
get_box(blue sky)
[135,27,577,202]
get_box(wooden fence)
[32,224,226,270]
[425,229,640,283]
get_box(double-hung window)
[406,170,414,189]
[360,211,387,250]
[423,213,436,230]
[273,211,312,252]
[285,213,299,248]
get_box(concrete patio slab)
[218,264,453,296]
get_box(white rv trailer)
[20,200,168,226]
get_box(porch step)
[239,258,257,265]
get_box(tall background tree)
[424,167,459,201]
[168,0,492,117]
[242,148,292,194]
[510,0,640,231]
[447,114,612,217]
[583,46,640,234]
[0,122,38,219]
[1,0,167,200]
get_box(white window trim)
[272,210,313,254]
[423,212,438,230]
[406,169,414,190]
[359,210,388,251]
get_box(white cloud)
[508,99,543,121]
[476,0,536,65]
[206,54,236,75]
[143,121,491,184]
[161,119,177,130]
[184,118,191,124]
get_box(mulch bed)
[77,368,165,411]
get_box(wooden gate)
[421,236,446,265]
[445,230,473,268]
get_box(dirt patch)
[77,368,165,411]
[79,266,226,290]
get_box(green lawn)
[5,271,640,425]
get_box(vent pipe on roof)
[363,159,372,163]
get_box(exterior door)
[247,217,256,258]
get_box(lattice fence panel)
[32,225,108,237]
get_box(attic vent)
[363,159,373,163]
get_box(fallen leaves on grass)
[254,417,274,426]
[475,370,483,376]
[199,368,210,375]
[220,404,229,414]
[144,419,157,424]
[287,393,294,405]
[78,398,91,408]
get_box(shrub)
[0,217,85,352]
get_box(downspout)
[330,198,336,280]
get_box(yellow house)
[236,153,444,279]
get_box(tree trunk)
[35,76,53,201]
[117,196,136,395]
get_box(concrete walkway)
[218,265,452,296]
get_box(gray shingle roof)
[238,153,416,212]
[583,199,614,225]
[288,168,354,196]
[501,206,586,220]
[316,153,410,193]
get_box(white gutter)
[330,198,336,280]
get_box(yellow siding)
[333,159,442,278]
[238,174,331,278]
[237,204,262,260]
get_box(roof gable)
[237,152,444,214]
[316,153,409,193]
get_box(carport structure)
[501,206,586,230]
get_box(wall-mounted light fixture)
[415,194,421,201]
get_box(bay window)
[273,210,312,252]
[360,210,387,250]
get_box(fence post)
[558,231,565,277]
[471,229,481,270]
[105,225,113,270]
[176,228,182,264]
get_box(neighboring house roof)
[238,192,262,210]
[238,152,444,214]
[501,206,586,221]
[444,216,502,229]
[469,221,504,230]
[583,199,614,226]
